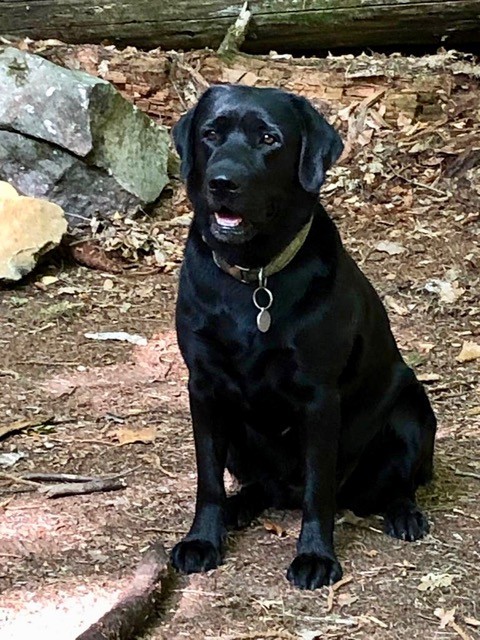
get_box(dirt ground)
[0,44,479,640]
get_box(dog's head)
[173,85,342,255]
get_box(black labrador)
[171,84,436,590]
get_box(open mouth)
[214,207,243,228]
[209,207,256,244]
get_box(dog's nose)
[208,176,239,194]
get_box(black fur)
[170,85,436,590]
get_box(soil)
[0,43,479,640]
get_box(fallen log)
[1,1,479,53]
[76,542,169,640]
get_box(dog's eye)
[203,129,218,142]
[261,133,277,145]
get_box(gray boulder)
[0,131,140,225]
[0,47,170,224]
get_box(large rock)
[0,47,170,223]
[0,182,67,281]
[0,131,140,225]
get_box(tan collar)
[212,217,313,284]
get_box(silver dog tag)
[256,308,271,333]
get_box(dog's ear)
[172,107,196,180]
[292,95,343,194]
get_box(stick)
[455,470,480,481]
[76,543,169,640]
[0,473,40,487]
[217,2,252,57]
[207,632,296,640]
[171,54,209,91]
[40,477,126,498]
[22,472,98,483]
[451,621,474,640]
[386,163,449,196]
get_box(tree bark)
[1,1,479,53]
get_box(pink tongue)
[215,213,242,227]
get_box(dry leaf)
[263,520,287,537]
[375,240,406,255]
[417,372,441,383]
[417,572,454,592]
[456,341,480,363]
[0,451,26,467]
[465,406,480,416]
[103,278,115,291]
[70,241,123,273]
[417,341,436,354]
[435,607,456,629]
[114,426,156,446]
[425,279,465,304]
[384,295,409,316]
[40,275,59,286]
[221,67,248,84]
[464,617,480,628]
[240,71,259,86]
[337,593,358,607]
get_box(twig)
[357,88,386,114]
[171,54,209,91]
[103,465,142,481]
[144,527,187,535]
[171,79,188,111]
[455,470,480,480]
[40,477,126,498]
[386,163,449,196]
[0,369,20,379]
[0,466,140,496]
[22,472,98,483]
[451,621,474,640]
[15,360,81,366]
[217,2,252,57]
[75,542,169,640]
[0,473,41,487]
[207,632,296,640]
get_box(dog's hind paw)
[171,539,222,574]
[384,499,430,542]
[287,553,343,590]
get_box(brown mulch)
[0,41,479,640]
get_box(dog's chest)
[227,337,312,437]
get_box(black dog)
[171,84,436,590]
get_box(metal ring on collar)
[253,286,273,311]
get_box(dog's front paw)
[384,501,430,542]
[171,539,222,574]
[287,553,343,590]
